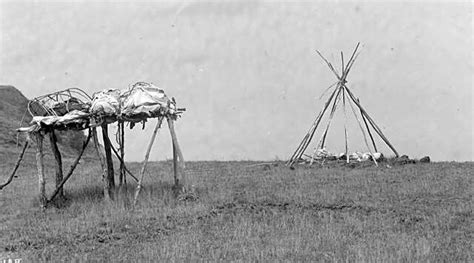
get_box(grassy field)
[0,152,472,262]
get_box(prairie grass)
[0,154,472,262]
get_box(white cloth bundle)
[90,89,121,115]
[121,83,171,117]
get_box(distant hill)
[0,85,90,157]
[0,85,30,146]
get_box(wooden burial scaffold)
[3,82,186,208]
[287,43,399,167]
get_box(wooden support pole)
[92,127,110,201]
[48,130,92,202]
[102,124,115,200]
[92,128,106,168]
[34,132,47,208]
[103,134,139,182]
[133,117,163,206]
[0,140,29,190]
[119,121,126,186]
[167,117,186,187]
[49,130,64,199]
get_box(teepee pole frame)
[288,42,399,166]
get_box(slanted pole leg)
[167,117,186,188]
[172,139,178,186]
[133,117,163,206]
[34,132,46,208]
[48,130,92,202]
[0,139,29,190]
[101,124,115,200]
[49,130,64,199]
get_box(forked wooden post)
[167,117,186,188]
[34,132,47,208]
[101,124,115,200]
[49,130,64,199]
[133,117,163,206]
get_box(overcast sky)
[0,1,472,162]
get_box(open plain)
[0,152,472,262]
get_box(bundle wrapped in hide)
[120,82,175,120]
[90,89,121,116]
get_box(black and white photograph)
[0,0,472,261]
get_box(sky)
[0,1,472,162]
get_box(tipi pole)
[101,124,115,200]
[341,51,344,74]
[342,88,349,163]
[49,130,64,199]
[341,42,360,80]
[287,85,339,166]
[133,117,163,206]
[34,132,47,208]
[344,86,399,157]
[48,130,92,202]
[167,117,186,187]
[290,86,338,164]
[316,50,340,79]
[347,92,378,166]
[310,86,343,165]
[0,140,29,190]
[359,102,378,152]
[320,86,344,149]
[298,88,336,163]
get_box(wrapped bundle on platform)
[13,82,187,208]
[89,89,121,126]
[120,82,175,122]
[19,88,92,132]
